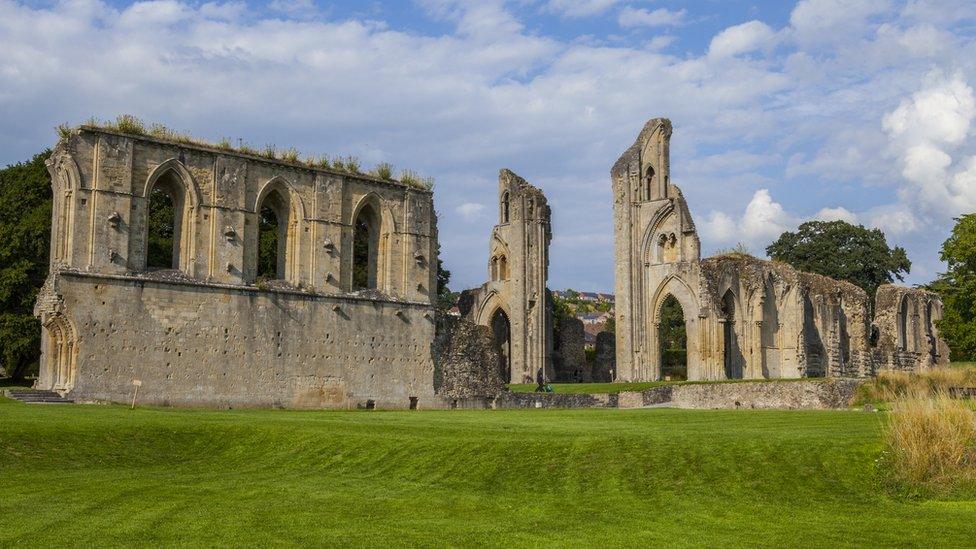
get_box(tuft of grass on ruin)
[1,398,975,546]
[65,115,435,190]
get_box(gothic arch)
[649,275,699,322]
[41,314,78,392]
[349,192,397,292]
[251,176,305,283]
[142,159,201,273]
[47,153,83,265]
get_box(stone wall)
[873,285,950,372]
[432,315,506,402]
[40,272,438,409]
[553,317,587,382]
[592,331,615,381]
[631,379,862,410]
[35,126,441,405]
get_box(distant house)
[578,312,611,325]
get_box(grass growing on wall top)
[2,398,975,547]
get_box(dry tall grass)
[859,366,976,403]
[882,392,976,496]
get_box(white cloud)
[789,0,892,46]
[456,202,486,221]
[618,7,686,28]
[700,190,793,249]
[547,0,622,18]
[882,71,975,147]
[815,206,859,223]
[708,20,776,58]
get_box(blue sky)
[3,0,976,292]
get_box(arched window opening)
[760,279,779,378]
[498,255,508,280]
[43,317,77,392]
[501,192,510,223]
[490,256,499,281]
[644,165,655,201]
[722,289,742,379]
[146,172,186,270]
[353,203,380,290]
[659,294,687,381]
[490,308,512,382]
[898,296,910,351]
[926,301,937,360]
[257,188,290,281]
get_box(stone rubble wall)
[592,331,615,382]
[432,315,506,402]
[552,317,588,382]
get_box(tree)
[766,220,910,299]
[434,241,455,311]
[0,151,52,381]
[929,214,976,361]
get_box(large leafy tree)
[0,151,52,381]
[766,220,911,299]
[929,214,976,361]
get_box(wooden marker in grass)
[131,380,142,409]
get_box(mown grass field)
[2,397,975,547]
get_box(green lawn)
[1,398,974,547]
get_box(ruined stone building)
[612,118,949,382]
[459,170,553,384]
[34,125,445,408]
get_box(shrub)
[262,144,277,160]
[343,156,361,174]
[114,114,147,135]
[882,392,976,497]
[281,148,300,163]
[372,162,394,180]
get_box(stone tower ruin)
[459,169,553,384]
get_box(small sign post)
[131,379,142,409]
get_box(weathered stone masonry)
[459,170,553,384]
[613,118,949,382]
[35,126,442,408]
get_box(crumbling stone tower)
[612,118,705,380]
[460,169,553,384]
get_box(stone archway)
[490,308,512,382]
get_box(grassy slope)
[1,399,974,547]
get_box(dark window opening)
[353,203,380,290]
[147,185,177,270]
[658,294,686,380]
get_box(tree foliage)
[146,187,175,269]
[0,151,52,380]
[766,220,911,298]
[659,295,686,379]
[257,206,280,280]
[929,214,976,361]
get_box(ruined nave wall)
[40,273,439,409]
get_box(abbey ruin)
[612,118,949,381]
[459,170,553,385]
[31,117,950,409]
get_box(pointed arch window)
[353,202,380,290]
[145,170,190,272]
[256,187,292,281]
[501,192,510,223]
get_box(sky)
[2,0,976,292]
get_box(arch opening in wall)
[898,295,910,351]
[257,188,291,281]
[926,301,937,361]
[490,307,512,382]
[722,289,743,379]
[43,316,77,392]
[353,201,380,290]
[146,170,189,271]
[644,165,655,201]
[501,192,510,223]
[658,294,686,380]
[760,278,779,378]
